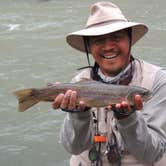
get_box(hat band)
[85,19,128,28]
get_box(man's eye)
[92,38,105,45]
[112,32,126,42]
[111,34,121,42]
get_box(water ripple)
[0,145,28,154]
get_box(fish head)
[127,86,152,104]
[139,88,152,102]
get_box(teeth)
[101,54,118,59]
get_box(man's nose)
[102,37,116,50]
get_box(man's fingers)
[121,101,131,112]
[111,96,143,119]
[115,102,131,112]
[52,93,64,109]
[77,101,86,111]
[60,90,72,110]
[134,95,143,110]
[106,104,112,110]
[68,91,77,110]
[115,103,122,112]
[52,89,78,111]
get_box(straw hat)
[66,1,148,53]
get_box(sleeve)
[60,111,94,155]
[117,69,166,164]
[59,69,94,154]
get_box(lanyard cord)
[83,36,91,67]
[90,111,103,166]
[77,36,93,70]
[91,111,122,166]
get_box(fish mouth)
[146,92,153,100]
[143,91,153,102]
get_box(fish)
[14,80,152,112]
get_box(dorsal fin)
[76,78,100,84]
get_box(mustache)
[102,48,120,54]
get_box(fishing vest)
[69,59,166,166]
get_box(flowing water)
[0,0,166,165]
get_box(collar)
[92,59,135,85]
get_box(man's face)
[89,29,131,77]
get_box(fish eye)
[143,92,146,95]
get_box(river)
[0,0,166,165]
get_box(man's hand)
[116,94,143,111]
[52,89,86,112]
[107,94,143,119]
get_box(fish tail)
[14,89,39,112]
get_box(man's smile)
[99,50,121,59]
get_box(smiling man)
[89,29,131,77]
[52,2,166,166]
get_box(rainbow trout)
[14,80,152,112]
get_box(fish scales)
[14,81,152,112]
[75,84,132,107]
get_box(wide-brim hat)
[66,2,148,53]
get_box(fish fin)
[77,78,99,84]
[14,89,39,112]
[76,78,92,82]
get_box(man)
[53,2,166,166]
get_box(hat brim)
[66,21,148,53]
